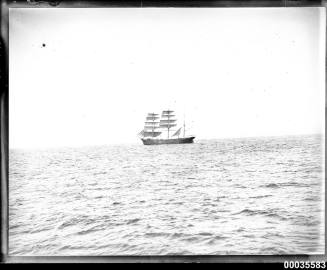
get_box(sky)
[9,7,325,148]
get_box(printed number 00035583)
[284,261,326,269]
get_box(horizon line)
[9,132,324,151]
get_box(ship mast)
[183,114,186,138]
[160,110,177,139]
[143,113,161,137]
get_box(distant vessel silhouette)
[138,110,195,145]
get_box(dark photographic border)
[1,0,326,264]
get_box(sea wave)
[9,135,324,255]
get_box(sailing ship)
[138,110,195,145]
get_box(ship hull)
[141,136,195,145]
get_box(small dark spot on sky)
[42,43,46,47]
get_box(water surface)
[9,135,324,255]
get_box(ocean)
[9,134,324,255]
